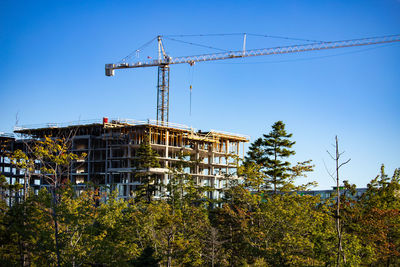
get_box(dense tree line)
[0,122,399,266]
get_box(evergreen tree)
[245,137,265,165]
[246,121,297,193]
[263,121,296,193]
[135,133,160,203]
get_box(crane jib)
[106,34,400,73]
[105,33,400,123]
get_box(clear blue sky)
[1,0,399,189]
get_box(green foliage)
[136,134,161,170]
[34,136,84,186]
[1,127,399,266]
[245,121,314,193]
[166,151,208,209]
[346,165,400,265]
[0,164,399,266]
[134,134,161,203]
[131,246,159,266]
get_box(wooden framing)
[10,119,249,200]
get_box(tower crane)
[105,34,400,124]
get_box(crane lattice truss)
[105,34,400,123]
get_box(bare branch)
[338,158,351,169]
[326,150,336,161]
[322,158,336,183]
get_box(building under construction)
[1,118,249,201]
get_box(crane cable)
[165,33,244,37]
[117,33,325,64]
[165,32,323,43]
[118,37,157,63]
[188,64,195,116]
[163,36,229,52]
[246,33,323,43]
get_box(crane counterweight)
[105,64,115,76]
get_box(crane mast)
[105,34,400,124]
[157,65,169,123]
[156,36,170,123]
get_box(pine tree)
[263,121,295,193]
[246,121,296,193]
[135,133,160,203]
[245,137,265,165]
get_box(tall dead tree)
[327,136,350,267]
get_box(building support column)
[164,130,169,187]
[88,136,91,182]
